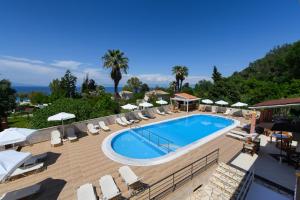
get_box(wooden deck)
[0,111,245,199]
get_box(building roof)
[146,90,169,95]
[172,93,200,101]
[120,90,133,94]
[251,97,300,109]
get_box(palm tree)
[172,66,189,92]
[102,49,129,97]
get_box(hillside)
[234,40,300,83]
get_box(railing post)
[191,164,193,179]
[172,173,175,191]
[148,187,151,200]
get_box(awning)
[250,97,300,109]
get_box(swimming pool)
[102,114,239,166]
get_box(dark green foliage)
[172,66,189,92]
[31,94,119,128]
[0,79,16,117]
[29,92,49,105]
[195,41,300,105]
[125,77,142,93]
[61,70,77,98]
[181,83,194,95]
[81,74,97,94]
[140,83,150,93]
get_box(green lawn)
[8,115,31,128]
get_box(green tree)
[194,80,213,98]
[126,77,142,93]
[102,49,129,98]
[81,74,97,94]
[29,92,49,105]
[140,83,150,93]
[172,65,189,92]
[49,78,66,101]
[0,79,16,118]
[61,70,77,98]
[212,66,222,83]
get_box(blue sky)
[0,0,299,86]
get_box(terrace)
[0,106,297,199]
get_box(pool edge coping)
[102,113,240,166]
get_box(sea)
[13,86,116,94]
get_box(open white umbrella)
[215,100,229,106]
[48,112,75,136]
[202,99,213,104]
[231,102,248,107]
[139,102,153,108]
[121,104,138,110]
[0,150,31,183]
[156,99,168,105]
[0,128,37,146]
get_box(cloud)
[1,55,44,64]
[0,55,210,87]
[51,60,82,70]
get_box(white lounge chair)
[156,109,165,115]
[87,124,99,135]
[119,166,141,188]
[77,183,97,200]
[51,130,62,147]
[10,163,44,178]
[137,112,149,120]
[99,121,110,131]
[116,118,127,126]
[99,175,121,200]
[67,127,78,142]
[121,117,134,125]
[231,130,258,138]
[0,183,41,200]
[226,132,246,140]
[211,106,217,114]
[23,153,47,167]
[223,109,231,115]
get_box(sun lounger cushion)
[0,183,41,200]
[67,127,77,141]
[77,183,97,200]
[51,130,62,146]
[116,118,127,126]
[23,153,47,167]
[119,166,140,186]
[156,109,165,115]
[10,163,44,178]
[138,113,149,120]
[99,175,120,200]
[99,121,110,131]
[121,117,133,125]
[87,124,99,135]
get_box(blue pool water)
[111,115,234,159]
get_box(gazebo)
[170,93,200,112]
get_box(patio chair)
[77,183,97,200]
[223,108,231,116]
[0,183,41,200]
[116,118,127,126]
[51,130,62,147]
[119,166,142,188]
[67,127,78,142]
[137,112,149,120]
[121,116,134,125]
[99,175,121,200]
[87,124,99,135]
[23,152,47,167]
[10,163,44,179]
[211,106,217,114]
[99,121,110,131]
[156,109,166,115]
[163,107,174,114]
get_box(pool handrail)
[130,124,175,153]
